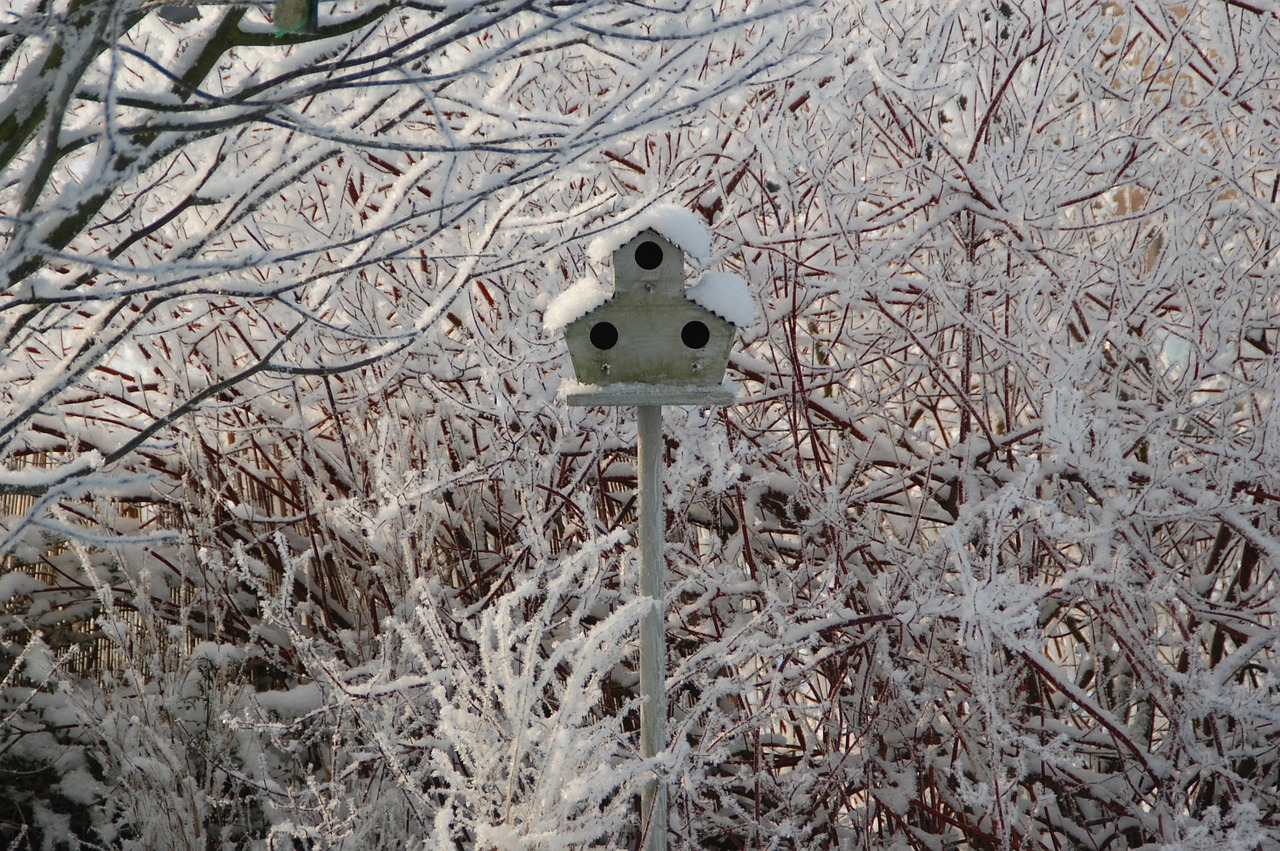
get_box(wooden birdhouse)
[545,213,754,407]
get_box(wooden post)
[636,404,667,851]
[549,218,751,848]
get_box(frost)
[3,0,1280,848]
[543,277,611,333]
[589,204,713,262]
[687,271,755,327]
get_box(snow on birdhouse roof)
[588,205,712,263]
[543,277,611,334]
[687,271,755,328]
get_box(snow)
[588,205,713,262]
[543,277,611,333]
[255,682,323,717]
[0,450,101,489]
[687,271,755,327]
[22,640,56,682]
[4,0,1280,846]
[190,640,245,667]
[0,570,45,602]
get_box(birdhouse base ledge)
[560,380,738,407]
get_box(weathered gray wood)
[552,224,748,850]
[637,404,667,851]
[562,230,738,391]
[613,232,686,297]
[564,297,734,386]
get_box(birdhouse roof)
[543,278,611,334]
[587,205,712,263]
[545,207,754,334]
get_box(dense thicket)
[2,0,1278,848]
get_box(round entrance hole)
[634,241,663,270]
[681,320,710,349]
[590,321,619,350]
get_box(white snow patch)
[0,451,102,489]
[589,205,712,262]
[55,767,101,806]
[687,272,755,327]
[256,682,323,717]
[22,641,56,682]
[544,277,611,333]
[190,640,245,667]
[0,571,45,603]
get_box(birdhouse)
[545,213,754,406]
